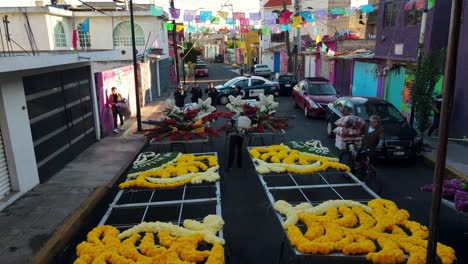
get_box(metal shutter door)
[0,128,12,199]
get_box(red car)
[292,77,339,117]
[194,64,209,77]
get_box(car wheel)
[327,120,335,138]
[219,96,229,105]
[304,105,309,118]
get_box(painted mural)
[95,65,137,136]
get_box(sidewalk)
[0,100,167,264]
[422,137,468,181]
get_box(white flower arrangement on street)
[127,153,182,179]
[118,214,225,245]
[255,94,279,114]
[145,165,220,185]
[226,95,247,114]
[192,98,216,120]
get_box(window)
[113,21,145,47]
[308,83,337,95]
[77,25,91,50]
[383,0,399,28]
[405,2,423,25]
[54,22,67,48]
[355,103,405,122]
[251,79,265,86]
[235,80,249,88]
[271,32,286,42]
[194,65,207,69]
[279,76,296,82]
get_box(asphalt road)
[59,62,468,263]
[201,62,468,263]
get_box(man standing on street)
[109,87,125,134]
[190,82,203,103]
[252,55,257,65]
[174,83,186,108]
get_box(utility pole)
[294,0,301,78]
[129,0,142,131]
[283,0,292,72]
[170,0,180,85]
[410,0,428,126]
[426,0,463,263]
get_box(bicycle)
[339,143,382,195]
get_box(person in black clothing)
[190,82,203,103]
[233,85,244,98]
[250,65,255,74]
[109,87,124,133]
[174,83,186,108]
[206,82,219,106]
[226,115,246,172]
[428,95,442,137]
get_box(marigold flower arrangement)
[120,153,221,189]
[249,144,348,174]
[74,215,225,264]
[274,199,456,264]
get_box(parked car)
[252,64,272,78]
[194,64,209,77]
[196,59,205,64]
[214,54,224,63]
[292,77,339,117]
[325,96,422,159]
[215,76,280,105]
[275,73,297,96]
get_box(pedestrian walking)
[252,55,257,65]
[109,87,125,133]
[428,95,442,137]
[239,64,244,76]
[226,114,250,172]
[174,83,186,108]
[206,82,219,106]
[250,64,255,74]
[190,82,203,103]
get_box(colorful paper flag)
[271,25,280,34]
[415,0,424,10]
[176,25,184,32]
[212,17,220,24]
[266,19,276,25]
[218,11,228,20]
[299,11,315,22]
[200,11,212,22]
[292,16,302,28]
[316,34,322,43]
[150,5,163,17]
[281,24,291,32]
[261,26,270,35]
[331,8,344,15]
[80,17,90,34]
[195,15,201,23]
[184,10,195,21]
[226,18,234,25]
[281,11,293,22]
[314,10,328,21]
[240,27,250,33]
[240,18,250,26]
[249,12,261,21]
[233,12,245,20]
[165,22,174,31]
[169,7,180,19]
[313,26,318,35]
[360,4,374,13]
[187,26,196,33]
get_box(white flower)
[256,94,279,114]
[226,95,246,114]
[193,98,216,120]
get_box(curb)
[30,140,146,264]
[421,153,468,181]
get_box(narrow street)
[57,63,467,263]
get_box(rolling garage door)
[23,66,96,182]
[0,128,12,199]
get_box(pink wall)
[95,65,137,136]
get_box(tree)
[180,42,202,64]
[226,40,241,49]
[410,51,443,141]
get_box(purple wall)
[450,1,468,139]
[375,1,450,61]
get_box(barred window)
[383,0,399,28]
[271,32,286,42]
[54,22,67,48]
[405,2,423,25]
[113,21,145,47]
[78,26,91,49]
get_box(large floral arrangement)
[145,99,234,141]
[249,144,349,174]
[275,199,456,264]
[285,139,337,159]
[421,178,468,212]
[74,215,225,264]
[224,94,288,133]
[120,153,220,189]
